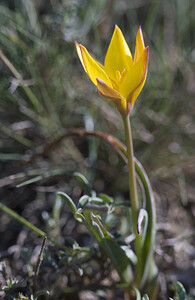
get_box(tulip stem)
[123,115,142,286]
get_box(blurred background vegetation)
[0,0,194,299]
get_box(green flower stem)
[123,116,142,286]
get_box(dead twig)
[32,237,47,293]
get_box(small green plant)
[1,277,49,300]
[73,25,157,298]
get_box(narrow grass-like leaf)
[0,202,69,251]
[17,175,42,187]
[0,50,41,111]
[0,121,34,147]
[17,168,66,187]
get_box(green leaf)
[57,192,77,214]
[74,172,89,185]
[174,281,186,300]
[100,238,133,284]
[99,193,113,203]
[77,195,90,208]
[133,287,141,300]
[17,168,66,187]
[137,209,148,247]
[142,295,150,300]
[137,209,148,235]
[33,290,50,299]
[83,210,133,283]
[74,172,92,196]
[91,214,111,239]
[74,211,85,222]
[121,245,137,265]
[134,158,158,289]
[89,197,105,205]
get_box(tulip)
[75,25,149,116]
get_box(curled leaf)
[173,281,186,300]
[57,192,77,214]
[137,208,148,235]
[77,195,90,208]
[74,172,93,196]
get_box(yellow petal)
[104,25,133,82]
[119,46,149,100]
[134,26,145,63]
[76,43,112,87]
[75,42,87,72]
[76,42,106,73]
[96,78,127,116]
[129,69,147,108]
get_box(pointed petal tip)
[114,24,122,34]
[138,26,143,37]
[96,77,104,84]
[75,41,83,53]
[74,41,79,49]
[137,26,144,38]
[74,41,81,48]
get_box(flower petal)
[76,43,112,87]
[119,46,149,100]
[129,69,148,108]
[75,42,87,72]
[134,26,145,63]
[104,25,133,82]
[96,78,127,115]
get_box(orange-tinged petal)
[104,25,133,82]
[97,78,122,100]
[75,42,87,72]
[119,46,149,100]
[129,70,147,108]
[96,78,127,115]
[76,44,112,87]
[134,26,145,63]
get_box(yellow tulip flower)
[75,25,149,116]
